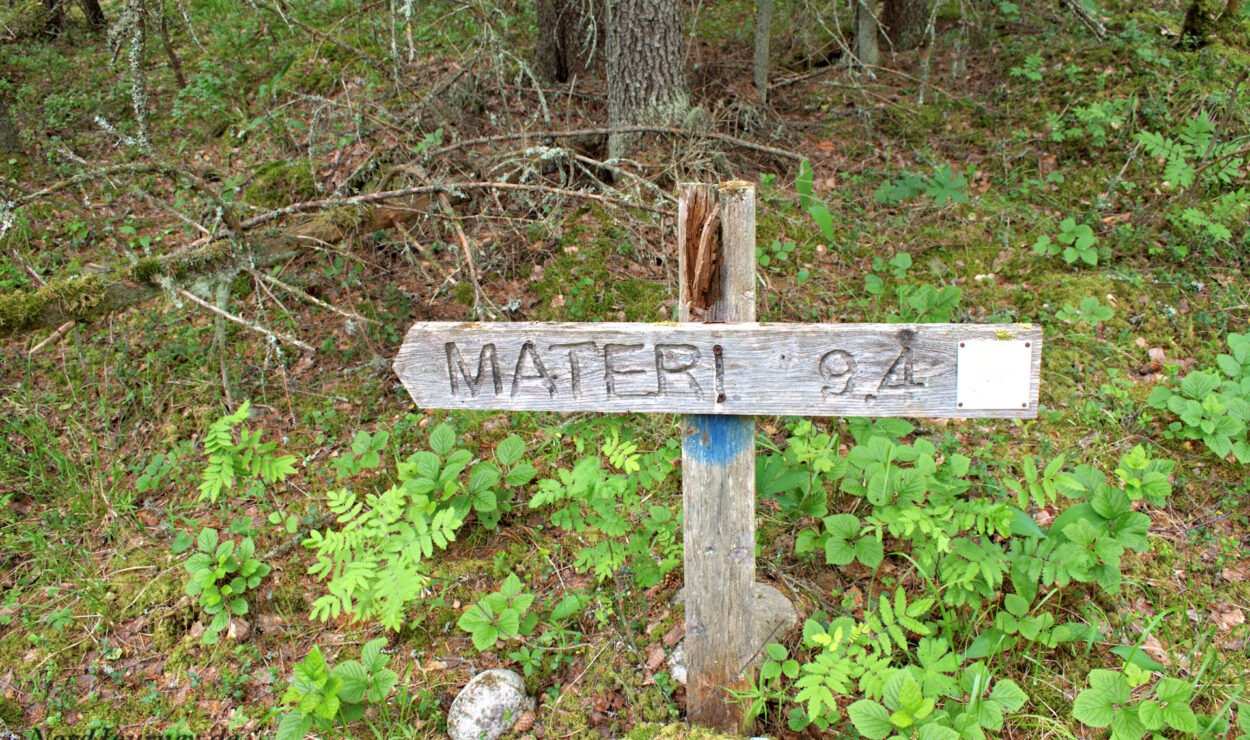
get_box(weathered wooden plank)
[392,321,1043,418]
[679,182,756,732]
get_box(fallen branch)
[242,179,672,231]
[428,126,805,163]
[436,191,490,319]
[28,321,75,356]
[1,177,666,339]
[177,287,315,353]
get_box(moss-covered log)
[0,198,425,338]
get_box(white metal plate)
[956,339,1033,411]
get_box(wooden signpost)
[393,182,1042,733]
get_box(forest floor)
[2,0,1250,738]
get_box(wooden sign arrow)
[393,321,1042,418]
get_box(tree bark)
[855,0,880,68]
[753,0,773,102]
[535,0,603,83]
[0,99,22,154]
[882,0,928,51]
[82,0,107,28]
[606,0,687,159]
[42,0,64,36]
[1180,0,1217,48]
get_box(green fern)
[198,400,297,503]
[305,423,534,631]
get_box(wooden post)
[678,182,756,732]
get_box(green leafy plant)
[305,425,537,630]
[862,253,962,323]
[1033,217,1105,266]
[456,572,537,651]
[1147,334,1250,463]
[183,528,270,644]
[529,432,680,587]
[796,513,884,568]
[133,452,179,495]
[1053,296,1114,325]
[199,400,297,503]
[757,238,796,268]
[1072,670,1198,739]
[1009,52,1043,81]
[1136,113,1249,249]
[1046,99,1130,149]
[331,429,390,480]
[876,165,969,206]
[274,638,398,740]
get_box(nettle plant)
[304,423,535,630]
[183,527,270,644]
[1147,333,1250,464]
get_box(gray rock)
[447,668,534,740]
[666,642,687,685]
[669,582,799,685]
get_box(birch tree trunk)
[606,0,687,159]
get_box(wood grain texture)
[680,182,756,733]
[391,321,1044,418]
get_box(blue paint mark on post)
[684,414,753,464]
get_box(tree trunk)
[42,0,64,36]
[882,0,928,51]
[1180,0,1217,49]
[535,0,603,83]
[753,0,773,102]
[82,0,108,29]
[606,0,687,159]
[855,0,880,69]
[0,98,22,154]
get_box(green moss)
[528,207,670,322]
[0,274,107,332]
[130,257,164,282]
[0,696,22,727]
[246,160,318,210]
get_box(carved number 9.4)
[819,349,856,398]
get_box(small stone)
[447,669,535,740]
[227,617,251,642]
[666,644,687,685]
[669,582,798,685]
[256,613,285,635]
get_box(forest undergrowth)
[1,0,1249,738]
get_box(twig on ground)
[250,269,379,325]
[176,287,315,353]
[242,180,674,232]
[29,321,76,356]
[1059,0,1106,39]
[436,191,492,319]
[428,126,805,163]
